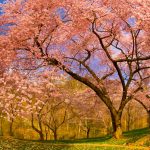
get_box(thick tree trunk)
[113,118,122,139]
[110,111,122,139]
[63,66,126,139]
[39,132,44,140]
[111,112,117,132]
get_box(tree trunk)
[9,119,14,136]
[126,105,131,131]
[114,119,122,139]
[147,110,150,128]
[39,132,44,140]
[46,133,48,140]
[31,114,44,140]
[38,115,44,140]
[53,129,57,140]
[0,117,3,136]
[86,128,90,139]
[127,119,130,131]
[111,111,122,139]
[45,126,48,140]
[64,66,126,139]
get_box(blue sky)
[0,0,3,15]
[0,0,4,3]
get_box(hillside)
[0,128,149,150]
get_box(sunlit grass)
[0,128,149,150]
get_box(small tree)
[43,98,73,140]
[0,72,30,136]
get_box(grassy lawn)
[0,128,149,150]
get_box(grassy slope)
[0,128,150,150]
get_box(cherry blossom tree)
[0,71,30,135]
[69,86,111,138]
[1,0,150,139]
[20,72,65,140]
[43,98,74,140]
[76,101,103,139]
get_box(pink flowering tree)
[0,71,30,136]
[0,0,150,138]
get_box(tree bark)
[126,105,131,131]
[147,110,150,128]
[38,116,44,140]
[39,132,44,140]
[63,64,128,139]
[45,133,48,140]
[45,127,48,140]
[32,127,44,140]
[86,128,90,139]
[9,118,14,136]
[53,129,57,140]
[0,117,3,136]
[110,111,122,139]
[31,114,44,140]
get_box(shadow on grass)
[0,136,74,150]
[124,128,150,144]
[10,128,150,146]
[56,135,112,144]
[18,135,112,145]
[124,128,150,137]
[1,128,150,150]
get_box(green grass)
[0,128,149,150]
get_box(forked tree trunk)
[31,114,44,140]
[32,127,44,140]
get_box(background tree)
[0,72,29,136]
[134,92,150,128]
